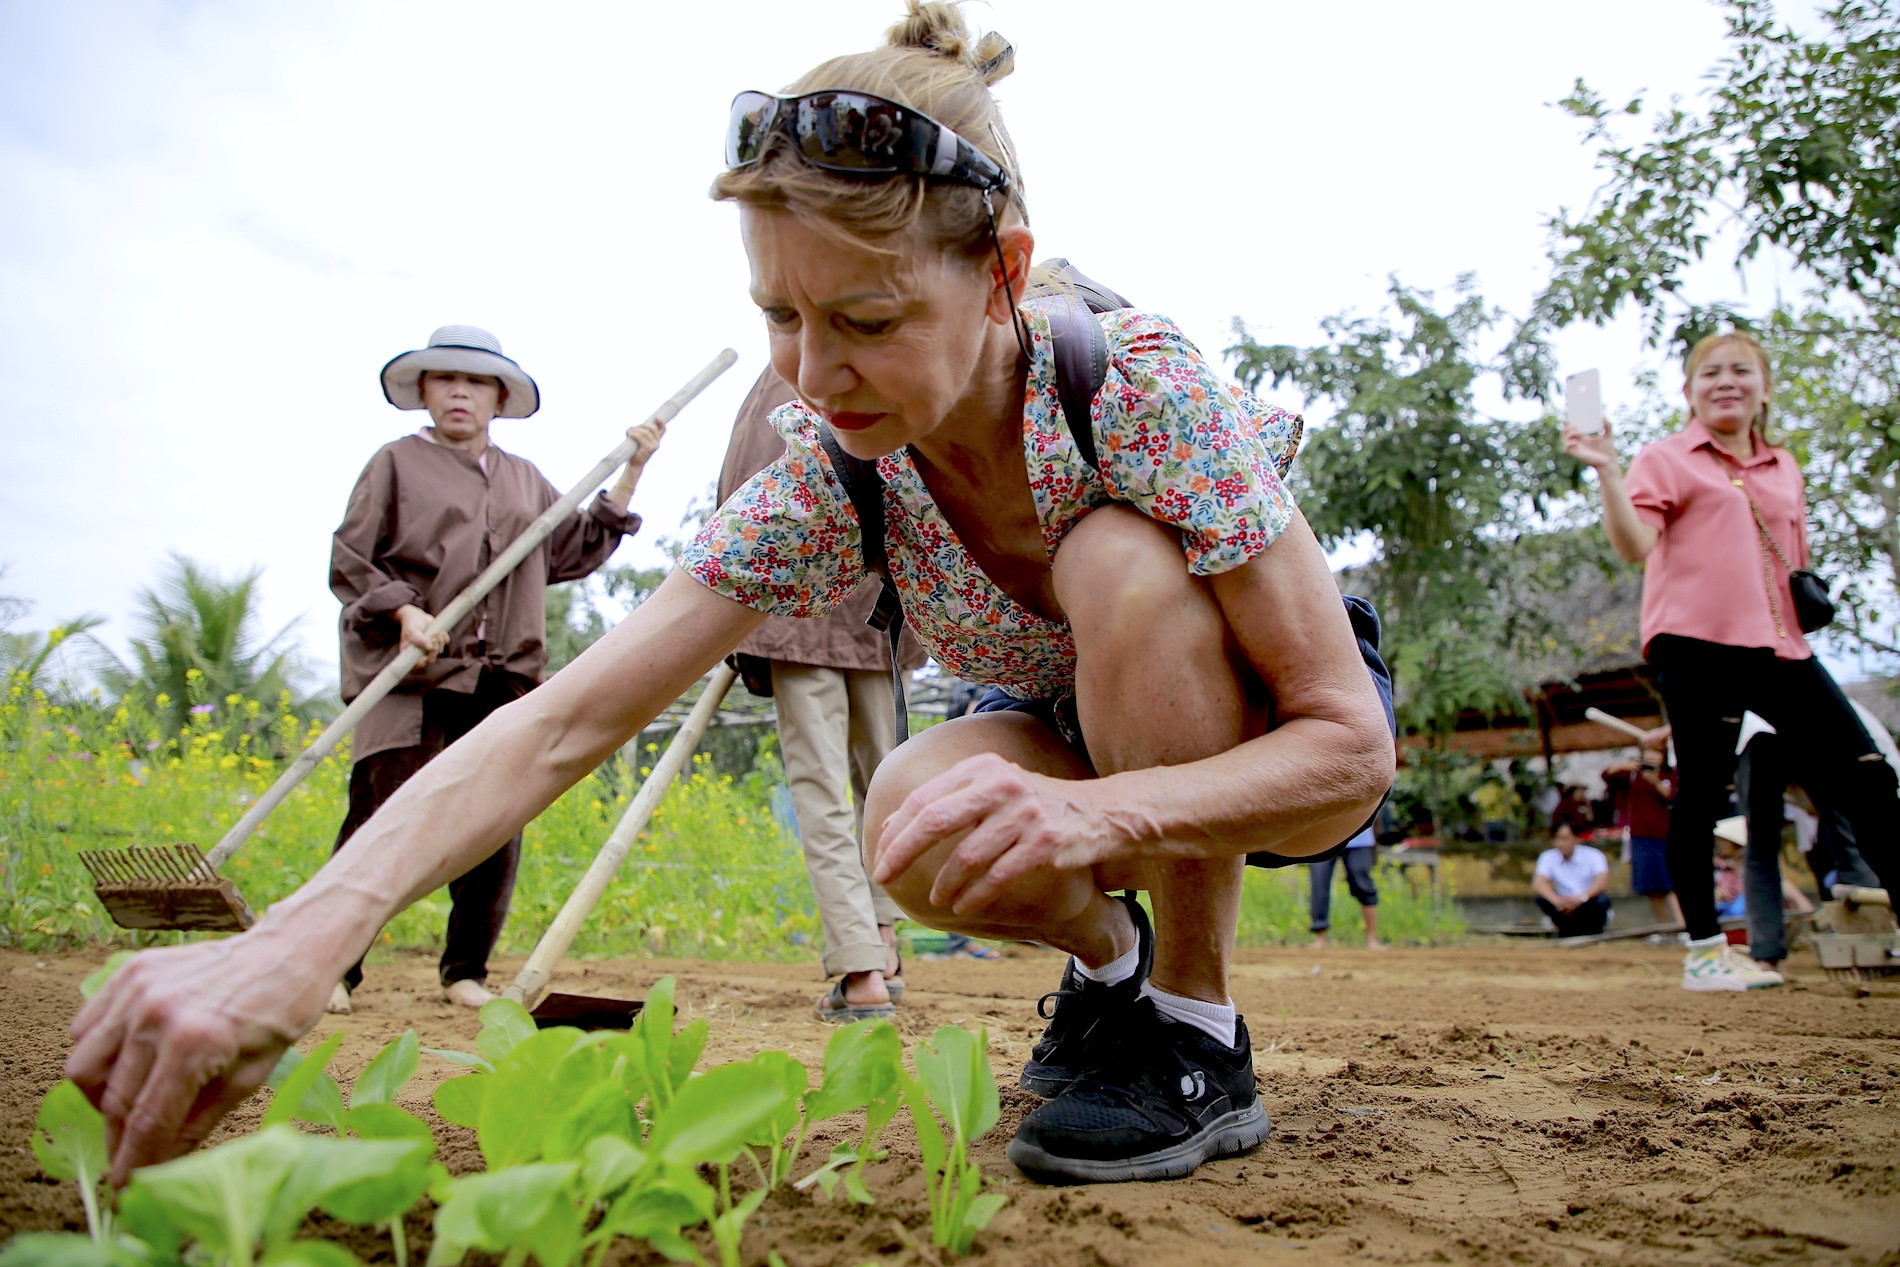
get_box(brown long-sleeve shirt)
[716,368,925,673]
[332,433,639,761]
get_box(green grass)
[2,670,1460,958]
[0,674,817,959]
[1231,859,1467,948]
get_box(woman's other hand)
[395,604,448,666]
[873,752,1113,916]
[66,931,329,1186]
[606,419,668,509]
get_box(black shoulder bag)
[1708,449,1835,636]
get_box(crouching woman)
[66,5,1391,1191]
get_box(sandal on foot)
[814,978,895,1024]
[886,952,905,1002]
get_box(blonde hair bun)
[886,2,1015,86]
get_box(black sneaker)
[1019,892,1153,1098]
[1007,998,1269,1183]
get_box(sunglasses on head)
[725,89,1011,194]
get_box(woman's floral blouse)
[682,307,1303,698]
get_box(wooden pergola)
[1400,663,1664,763]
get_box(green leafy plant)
[263,1030,436,1267]
[29,1082,112,1245]
[902,1026,1006,1257]
[794,1019,904,1205]
[117,1124,430,1267]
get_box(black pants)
[1537,894,1611,938]
[334,671,531,989]
[1648,635,1897,942]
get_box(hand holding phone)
[1565,369,1605,436]
[1561,368,1620,471]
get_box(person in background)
[1532,821,1612,937]
[717,367,927,1022]
[1712,816,1814,929]
[327,325,663,1013]
[1565,329,1898,991]
[1308,826,1382,948]
[1602,735,1680,927]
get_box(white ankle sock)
[1141,982,1237,1047]
[1073,941,1140,987]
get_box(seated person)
[1711,815,1815,935]
[1533,821,1612,937]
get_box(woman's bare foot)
[444,979,495,1008]
[1311,931,1329,949]
[326,983,352,1015]
[1365,936,1387,951]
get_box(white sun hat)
[380,325,541,418]
[1713,816,1748,847]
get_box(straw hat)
[381,326,540,418]
[1713,816,1748,847]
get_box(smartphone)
[1565,369,1604,435]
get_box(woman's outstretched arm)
[66,570,764,1184]
[1564,422,1659,563]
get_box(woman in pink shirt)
[1566,332,1895,993]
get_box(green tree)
[1760,303,1900,656]
[99,554,327,738]
[1228,278,1604,823]
[1532,0,1899,344]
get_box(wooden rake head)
[77,844,255,932]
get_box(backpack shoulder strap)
[1047,296,1109,472]
[1027,258,1129,473]
[817,424,910,740]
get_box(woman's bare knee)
[861,712,1094,932]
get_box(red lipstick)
[822,411,888,432]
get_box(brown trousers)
[333,671,530,989]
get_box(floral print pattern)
[683,308,1303,698]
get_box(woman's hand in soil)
[873,752,1120,915]
[66,932,325,1185]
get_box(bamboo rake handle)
[1833,884,1892,909]
[1583,707,1652,745]
[505,662,740,1009]
[204,348,739,871]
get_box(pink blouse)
[1624,420,1811,660]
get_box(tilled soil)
[2,943,1896,1265]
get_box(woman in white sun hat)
[326,325,665,1014]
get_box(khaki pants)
[771,663,903,977]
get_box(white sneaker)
[1681,935,1784,992]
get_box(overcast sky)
[2,0,1808,686]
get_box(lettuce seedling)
[30,1081,112,1245]
[119,1124,428,1267]
[795,1019,904,1205]
[904,1026,1005,1257]
[262,1033,346,1133]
